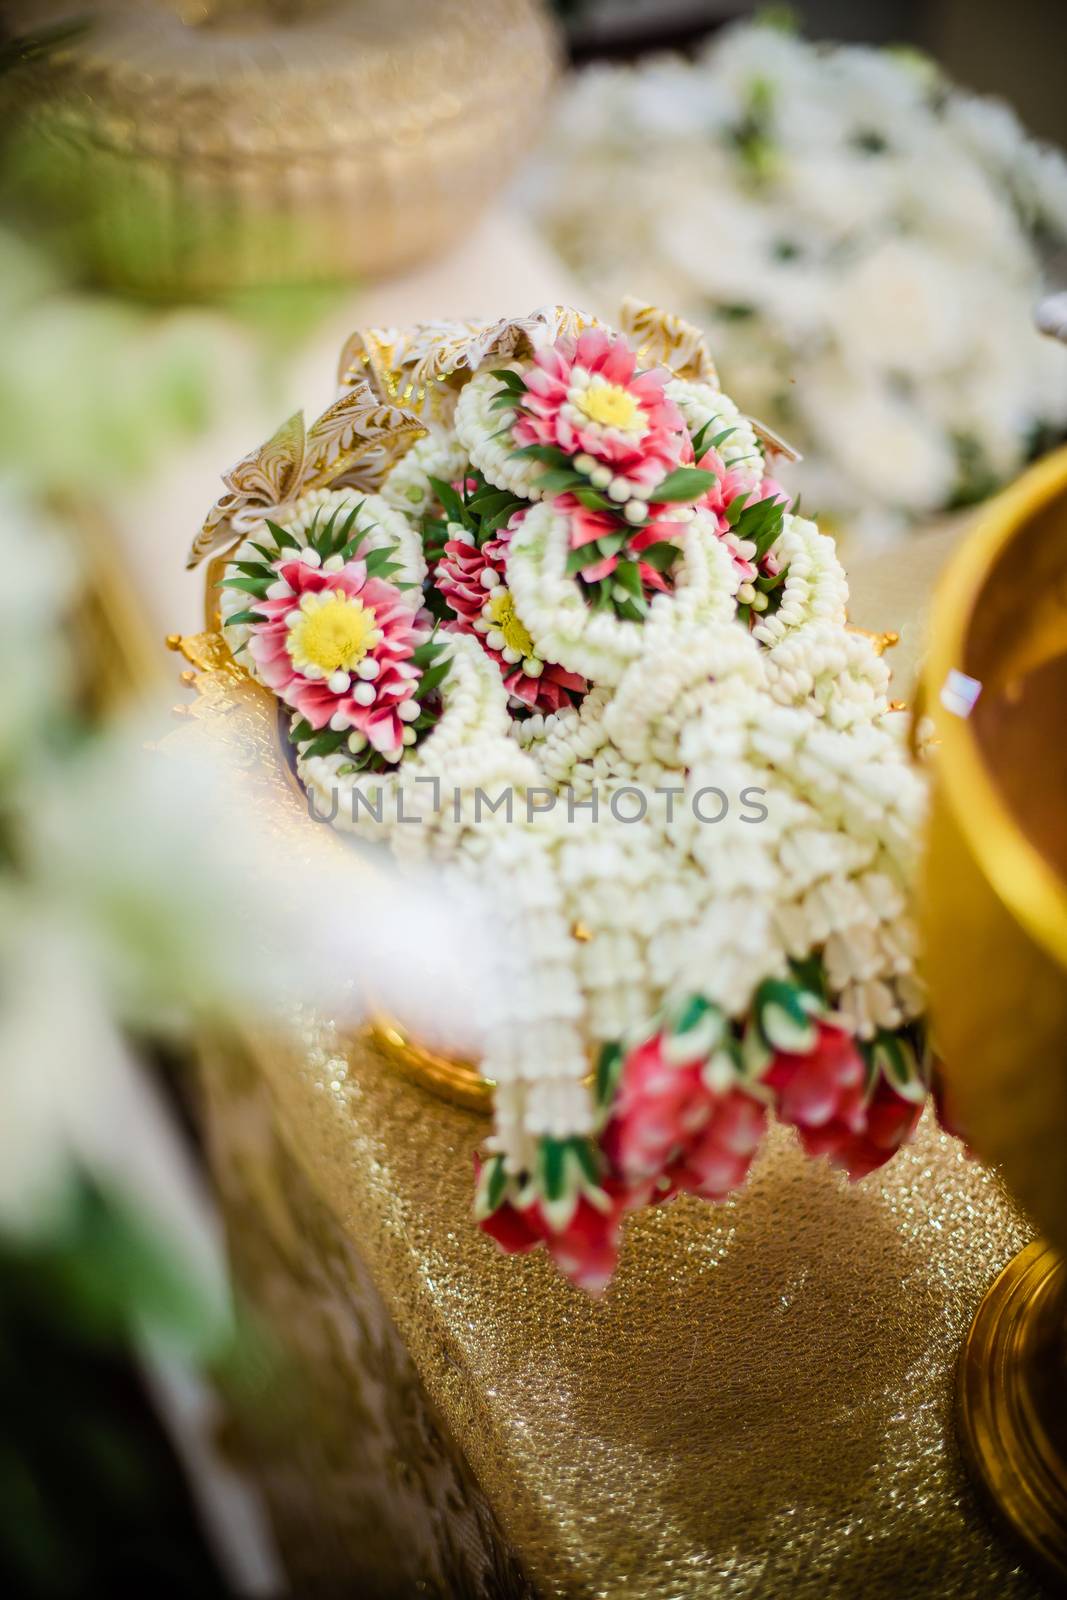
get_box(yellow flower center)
[486,587,534,658]
[574,383,643,433]
[287,592,378,675]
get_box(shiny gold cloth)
[202,1026,1037,1598]
[195,518,1042,1596]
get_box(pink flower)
[435,520,586,713]
[672,1091,770,1200]
[247,556,422,757]
[764,1022,868,1158]
[823,1077,923,1180]
[602,1033,767,1202]
[564,501,679,593]
[478,1177,635,1296]
[514,328,686,494]
[765,1023,923,1180]
[691,444,789,585]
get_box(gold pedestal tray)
[958,1242,1067,1586]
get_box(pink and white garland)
[200,303,948,1293]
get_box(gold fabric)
[191,514,1042,1596]
[200,1024,1038,1597]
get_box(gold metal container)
[2,0,558,296]
[920,445,1067,1582]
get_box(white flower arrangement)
[193,299,938,1292]
[527,21,1067,547]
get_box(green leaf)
[510,443,569,465]
[566,545,594,576]
[590,531,626,559]
[411,635,445,668]
[247,541,279,565]
[615,597,648,622]
[539,1138,568,1203]
[755,978,819,1053]
[536,467,587,496]
[336,500,365,549]
[473,1152,509,1219]
[673,994,712,1035]
[291,718,314,744]
[364,543,402,578]
[427,475,465,526]
[574,487,615,511]
[726,490,753,527]
[740,1017,773,1080]
[869,1030,927,1103]
[264,518,299,551]
[789,954,828,1006]
[690,419,737,459]
[663,995,726,1064]
[755,568,786,594]
[489,368,526,391]
[465,488,516,519]
[414,659,451,698]
[611,559,645,598]
[654,466,717,502]
[302,730,349,760]
[221,575,273,597]
[637,540,680,573]
[595,1042,623,1109]
[223,607,265,628]
[572,1138,603,1189]
[481,502,524,537]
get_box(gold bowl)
[920,445,1067,1244]
[920,444,1067,1581]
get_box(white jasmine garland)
[379,425,471,518]
[665,377,764,490]
[764,624,891,728]
[506,501,740,685]
[750,515,848,647]
[454,367,547,501]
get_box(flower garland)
[203,301,942,1293]
[527,21,1067,546]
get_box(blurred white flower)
[20,706,513,1046]
[527,21,1067,544]
[0,482,73,772]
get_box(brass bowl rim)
[922,444,1067,973]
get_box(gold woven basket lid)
[2,0,558,295]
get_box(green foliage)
[689,420,737,460]
[753,975,821,1054]
[425,469,525,550]
[653,466,717,501]
[729,488,787,561]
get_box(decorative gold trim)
[845,623,899,657]
[957,1241,1067,1584]
[367,1016,494,1114]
